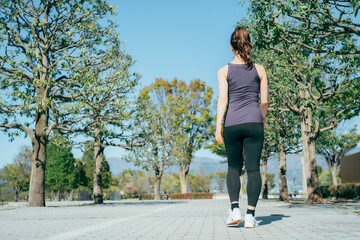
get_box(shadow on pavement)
[256,214,290,226]
[228,214,290,228]
[101,200,189,206]
[45,200,190,208]
[278,200,360,211]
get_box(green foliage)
[0,146,32,200]
[319,183,360,199]
[207,122,227,157]
[241,0,360,201]
[316,127,360,167]
[243,0,360,54]
[45,136,77,193]
[161,174,180,194]
[214,171,227,193]
[74,158,88,188]
[118,169,149,196]
[0,0,136,205]
[0,0,119,135]
[125,79,187,178]
[242,0,360,127]
[266,173,276,191]
[118,169,137,190]
[134,78,214,174]
[319,170,333,186]
[188,167,212,193]
[81,143,111,190]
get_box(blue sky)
[1,0,359,168]
[0,0,247,167]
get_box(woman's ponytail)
[230,27,253,70]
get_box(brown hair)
[230,27,253,70]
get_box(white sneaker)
[244,213,259,228]
[226,208,243,226]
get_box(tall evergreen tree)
[45,136,76,200]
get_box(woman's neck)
[232,55,246,64]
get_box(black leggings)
[224,123,264,207]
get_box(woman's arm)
[256,64,269,126]
[215,65,228,144]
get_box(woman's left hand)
[215,129,224,144]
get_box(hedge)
[169,193,214,200]
[140,192,214,200]
[318,183,360,199]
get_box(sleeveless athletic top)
[223,63,263,127]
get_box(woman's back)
[224,63,263,127]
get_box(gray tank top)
[224,63,263,127]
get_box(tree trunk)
[15,189,19,202]
[154,175,161,200]
[28,110,48,207]
[179,163,190,193]
[278,144,289,202]
[260,155,268,199]
[329,164,339,186]
[300,113,324,203]
[68,189,75,201]
[93,139,104,204]
[298,150,308,197]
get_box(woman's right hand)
[215,129,224,144]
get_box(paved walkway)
[0,198,359,240]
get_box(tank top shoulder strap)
[226,63,232,82]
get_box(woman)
[215,27,269,228]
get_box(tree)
[171,79,213,193]
[118,169,136,192]
[58,30,139,204]
[240,2,360,202]
[0,146,32,201]
[214,171,227,193]
[147,78,214,193]
[0,0,119,206]
[161,174,180,194]
[266,173,276,192]
[267,102,299,202]
[125,79,183,200]
[81,143,111,193]
[245,0,360,54]
[134,170,149,196]
[316,127,360,185]
[74,158,88,189]
[188,167,211,193]
[260,132,275,199]
[45,135,76,200]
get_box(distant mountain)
[346,146,360,156]
[107,147,360,192]
[107,157,144,176]
[107,156,227,176]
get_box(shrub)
[319,186,330,198]
[318,183,360,199]
[140,192,214,200]
[140,193,169,200]
[169,192,214,200]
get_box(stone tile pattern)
[0,198,359,240]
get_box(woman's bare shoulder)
[218,64,229,76]
[255,63,266,73]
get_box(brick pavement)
[0,198,359,240]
